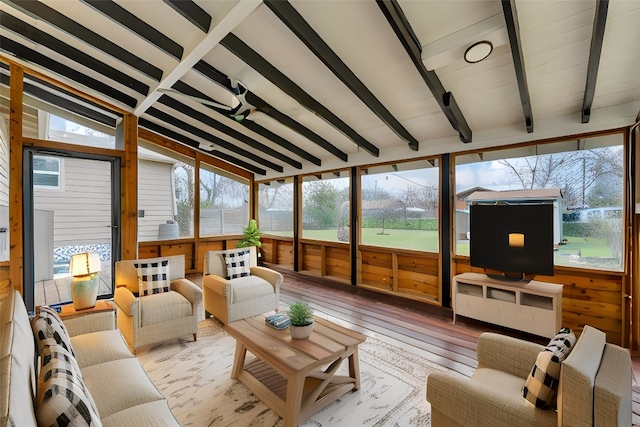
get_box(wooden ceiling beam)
[162,0,211,34]
[3,0,162,81]
[193,62,341,163]
[377,0,472,143]
[502,0,534,133]
[138,118,267,179]
[156,95,299,170]
[144,106,282,172]
[582,0,609,124]
[221,33,380,157]
[265,0,419,151]
[81,0,183,59]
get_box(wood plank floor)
[39,265,638,422]
[271,267,640,423]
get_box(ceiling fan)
[158,78,255,122]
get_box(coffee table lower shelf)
[239,357,358,423]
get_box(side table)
[57,300,117,336]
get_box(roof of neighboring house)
[467,188,562,202]
[455,187,492,200]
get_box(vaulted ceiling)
[1,0,639,180]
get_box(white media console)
[453,272,563,338]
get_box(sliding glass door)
[23,147,120,311]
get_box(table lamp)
[69,252,101,310]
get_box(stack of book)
[265,313,290,330]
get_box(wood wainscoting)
[259,237,442,305]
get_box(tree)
[259,182,293,211]
[303,181,342,229]
[405,185,438,217]
[200,172,247,208]
[586,175,623,208]
[497,147,623,208]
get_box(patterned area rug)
[136,318,456,427]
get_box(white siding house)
[137,157,175,242]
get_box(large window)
[455,134,625,271]
[360,160,440,252]
[138,141,194,241]
[258,178,294,237]
[199,162,249,236]
[21,73,117,149]
[301,172,349,242]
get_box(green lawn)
[301,228,439,252]
[268,228,622,271]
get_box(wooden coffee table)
[224,316,366,427]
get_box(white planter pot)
[290,322,314,339]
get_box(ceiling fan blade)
[157,88,233,110]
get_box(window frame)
[32,155,62,190]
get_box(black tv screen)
[469,203,554,278]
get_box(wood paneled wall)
[359,247,440,303]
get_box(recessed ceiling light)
[464,40,493,64]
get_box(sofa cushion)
[80,358,165,419]
[229,275,276,304]
[32,306,75,356]
[135,260,171,296]
[139,291,193,327]
[70,330,134,369]
[101,400,179,427]
[523,328,576,408]
[222,250,251,279]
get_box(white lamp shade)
[70,252,101,276]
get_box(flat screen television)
[469,203,554,280]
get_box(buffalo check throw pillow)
[522,327,576,408]
[221,250,251,280]
[36,344,101,426]
[32,306,75,356]
[134,260,171,296]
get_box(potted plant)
[237,219,262,248]
[287,302,314,339]
[237,219,263,264]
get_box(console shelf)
[453,272,563,338]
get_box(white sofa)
[203,246,282,324]
[114,254,202,351]
[0,290,179,426]
[426,326,632,426]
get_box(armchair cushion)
[134,260,171,296]
[139,292,192,327]
[229,275,277,304]
[221,250,251,279]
